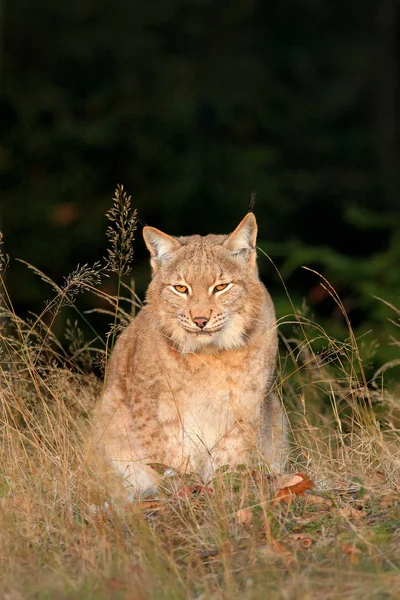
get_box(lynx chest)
[156,356,266,470]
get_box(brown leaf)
[341,543,361,565]
[128,564,143,576]
[292,512,328,526]
[137,500,164,512]
[250,470,274,484]
[380,492,400,508]
[341,505,367,520]
[275,474,304,489]
[304,494,332,507]
[221,540,233,555]
[273,472,316,504]
[199,548,219,560]
[292,533,314,549]
[106,578,127,591]
[357,493,371,504]
[236,508,253,526]
[147,463,170,475]
[177,485,214,498]
[258,540,293,565]
[271,538,293,564]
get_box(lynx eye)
[214,283,229,293]
[174,285,189,294]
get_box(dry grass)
[0,213,399,600]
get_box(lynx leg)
[111,457,161,501]
[98,390,162,500]
[197,425,253,483]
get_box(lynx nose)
[193,316,209,329]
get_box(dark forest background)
[1,0,399,375]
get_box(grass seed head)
[105,184,138,276]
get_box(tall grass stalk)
[104,184,137,353]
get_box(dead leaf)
[273,472,316,504]
[236,508,253,526]
[221,539,233,556]
[275,474,304,488]
[147,462,170,475]
[271,537,293,564]
[250,470,274,484]
[258,540,293,565]
[106,578,127,591]
[357,493,371,504]
[177,485,214,498]
[293,512,328,526]
[137,500,164,512]
[341,543,361,565]
[128,563,143,576]
[380,492,400,508]
[292,533,314,549]
[341,505,367,520]
[199,548,219,560]
[304,493,332,507]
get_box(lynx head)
[143,214,266,353]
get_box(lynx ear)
[223,213,257,255]
[143,226,181,271]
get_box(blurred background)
[1,0,399,375]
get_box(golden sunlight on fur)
[96,214,288,499]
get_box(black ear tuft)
[248,191,257,214]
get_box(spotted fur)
[96,214,287,499]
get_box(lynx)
[97,213,287,499]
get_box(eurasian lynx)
[97,213,287,499]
